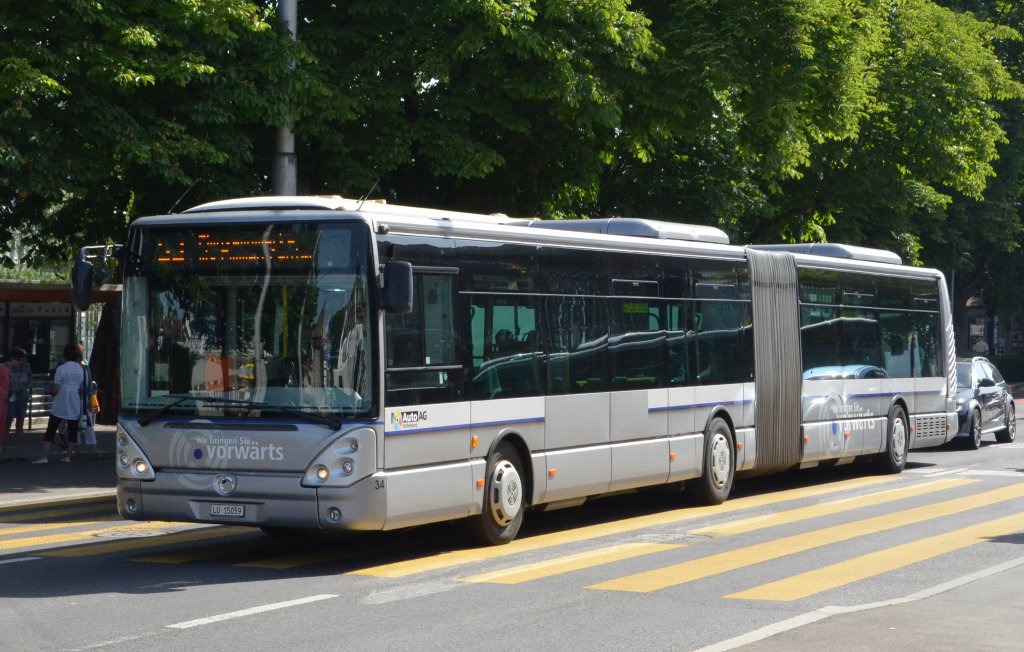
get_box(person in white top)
[32,343,87,464]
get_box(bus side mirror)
[70,251,94,312]
[381,261,413,314]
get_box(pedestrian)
[32,343,87,464]
[3,346,31,462]
[0,360,8,462]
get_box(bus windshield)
[120,221,375,423]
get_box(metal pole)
[272,0,298,196]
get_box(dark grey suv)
[955,357,1016,449]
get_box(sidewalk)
[0,422,117,509]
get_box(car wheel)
[996,403,1016,444]
[965,409,983,450]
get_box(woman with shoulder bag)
[32,343,86,464]
[79,376,101,460]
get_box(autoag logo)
[390,410,428,430]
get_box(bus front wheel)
[686,417,734,505]
[467,443,525,545]
[877,406,908,473]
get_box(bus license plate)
[210,503,245,518]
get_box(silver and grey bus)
[72,196,958,544]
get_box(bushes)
[989,355,1024,383]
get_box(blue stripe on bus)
[385,416,545,436]
[126,418,381,427]
[649,399,750,413]
[806,388,946,401]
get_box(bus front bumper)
[116,472,387,531]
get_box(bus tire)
[877,405,908,473]
[467,442,525,546]
[965,409,983,450]
[996,403,1016,444]
[686,417,734,505]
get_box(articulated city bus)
[71,196,958,544]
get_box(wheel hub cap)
[893,419,907,462]
[709,434,731,488]
[488,460,522,526]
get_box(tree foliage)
[1,0,1023,343]
[0,0,290,262]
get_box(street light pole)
[272,0,297,196]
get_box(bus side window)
[470,296,542,400]
[385,272,462,405]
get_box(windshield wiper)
[138,394,344,430]
[137,394,202,427]
[203,397,344,431]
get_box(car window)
[956,362,972,388]
[974,361,991,384]
[984,361,1005,384]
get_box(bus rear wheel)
[876,406,908,473]
[686,417,734,505]
[467,443,525,545]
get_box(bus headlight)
[302,427,376,488]
[115,425,156,481]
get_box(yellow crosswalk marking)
[1,521,174,553]
[1,516,119,537]
[589,482,1024,593]
[131,536,265,564]
[1,504,117,524]
[691,478,975,537]
[461,542,681,585]
[351,475,900,578]
[41,526,252,557]
[0,496,113,515]
[728,511,1024,601]
[457,478,971,586]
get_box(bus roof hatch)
[747,243,902,265]
[513,217,730,245]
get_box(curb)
[0,490,116,513]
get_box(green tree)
[595,0,1023,268]
[923,0,1024,350]
[0,0,292,264]
[292,0,660,215]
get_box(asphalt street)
[1,413,1022,652]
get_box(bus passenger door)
[608,297,669,491]
[382,270,473,527]
[467,294,548,502]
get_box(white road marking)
[692,555,1024,652]
[922,467,967,477]
[960,469,1024,477]
[166,594,338,629]
[0,556,40,565]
